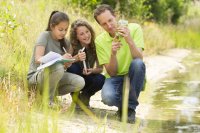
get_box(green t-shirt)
[27,31,70,79]
[95,23,144,77]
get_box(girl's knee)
[49,63,65,76]
[95,74,105,85]
[73,76,85,91]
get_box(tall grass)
[0,0,200,132]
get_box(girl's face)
[76,26,91,46]
[51,21,69,40]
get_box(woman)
[68,19,105,107]
[27,11,85,107]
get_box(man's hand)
[112,40,122,55]
[117,26,131,44]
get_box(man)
[93,4,146,123]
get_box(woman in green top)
[27,11,85,107]
[68,19,105,107]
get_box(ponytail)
[46,11,69,52]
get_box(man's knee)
[129,58,146,72]
[101,90,115,106]
[131,58,145,68]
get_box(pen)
[63,47,67,53]
[62,47,69,71]
[80,47,85,52]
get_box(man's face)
[96,10,117,36]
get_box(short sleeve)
[35,32,48,47]
[95,39,109,65]
[130,24,144,50]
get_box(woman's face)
[51,21,69,40]
[76,26,91,46]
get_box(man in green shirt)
[94,4,146,123]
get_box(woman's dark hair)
[70,19,96,58]
[46,11,70,52]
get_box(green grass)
[0,0,200,132]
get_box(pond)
[138,51,200,133]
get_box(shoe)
[115,108,122,120]
[128,108,136,124]
[79,93,90,107]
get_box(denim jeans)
[68,63,105,99]
[101,58,146,110]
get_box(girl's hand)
[64,62,72,69]
[63,53,72,59]
[82,68,93,75]
[63,53,72,69]
[77,51,86,61]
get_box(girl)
[27,11,85,107]
[68,19,105,107]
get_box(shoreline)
[144,48,191,84]
[137,48,191,119]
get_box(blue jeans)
[101,58,146,110]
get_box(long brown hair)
[46,11,70,52]
[70,19,96,57]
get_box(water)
[139,52,200,133]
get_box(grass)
[0,0,200,132]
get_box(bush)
[146,0,189,24]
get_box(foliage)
[145,0,190,24]
[102,0,152,21]
[66,0,190,24]
[0,1,19,38]
[66,0,152,22]
[0,1,19,78]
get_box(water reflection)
[140,52,200,133]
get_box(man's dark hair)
[93,4,115,23]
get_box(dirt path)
[56,48,191,133]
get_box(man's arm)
[117,26,143,59]
[104,41,121,77]
[104,54,118,76]
[126,39,143,59]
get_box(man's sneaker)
[128,108,136,124]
